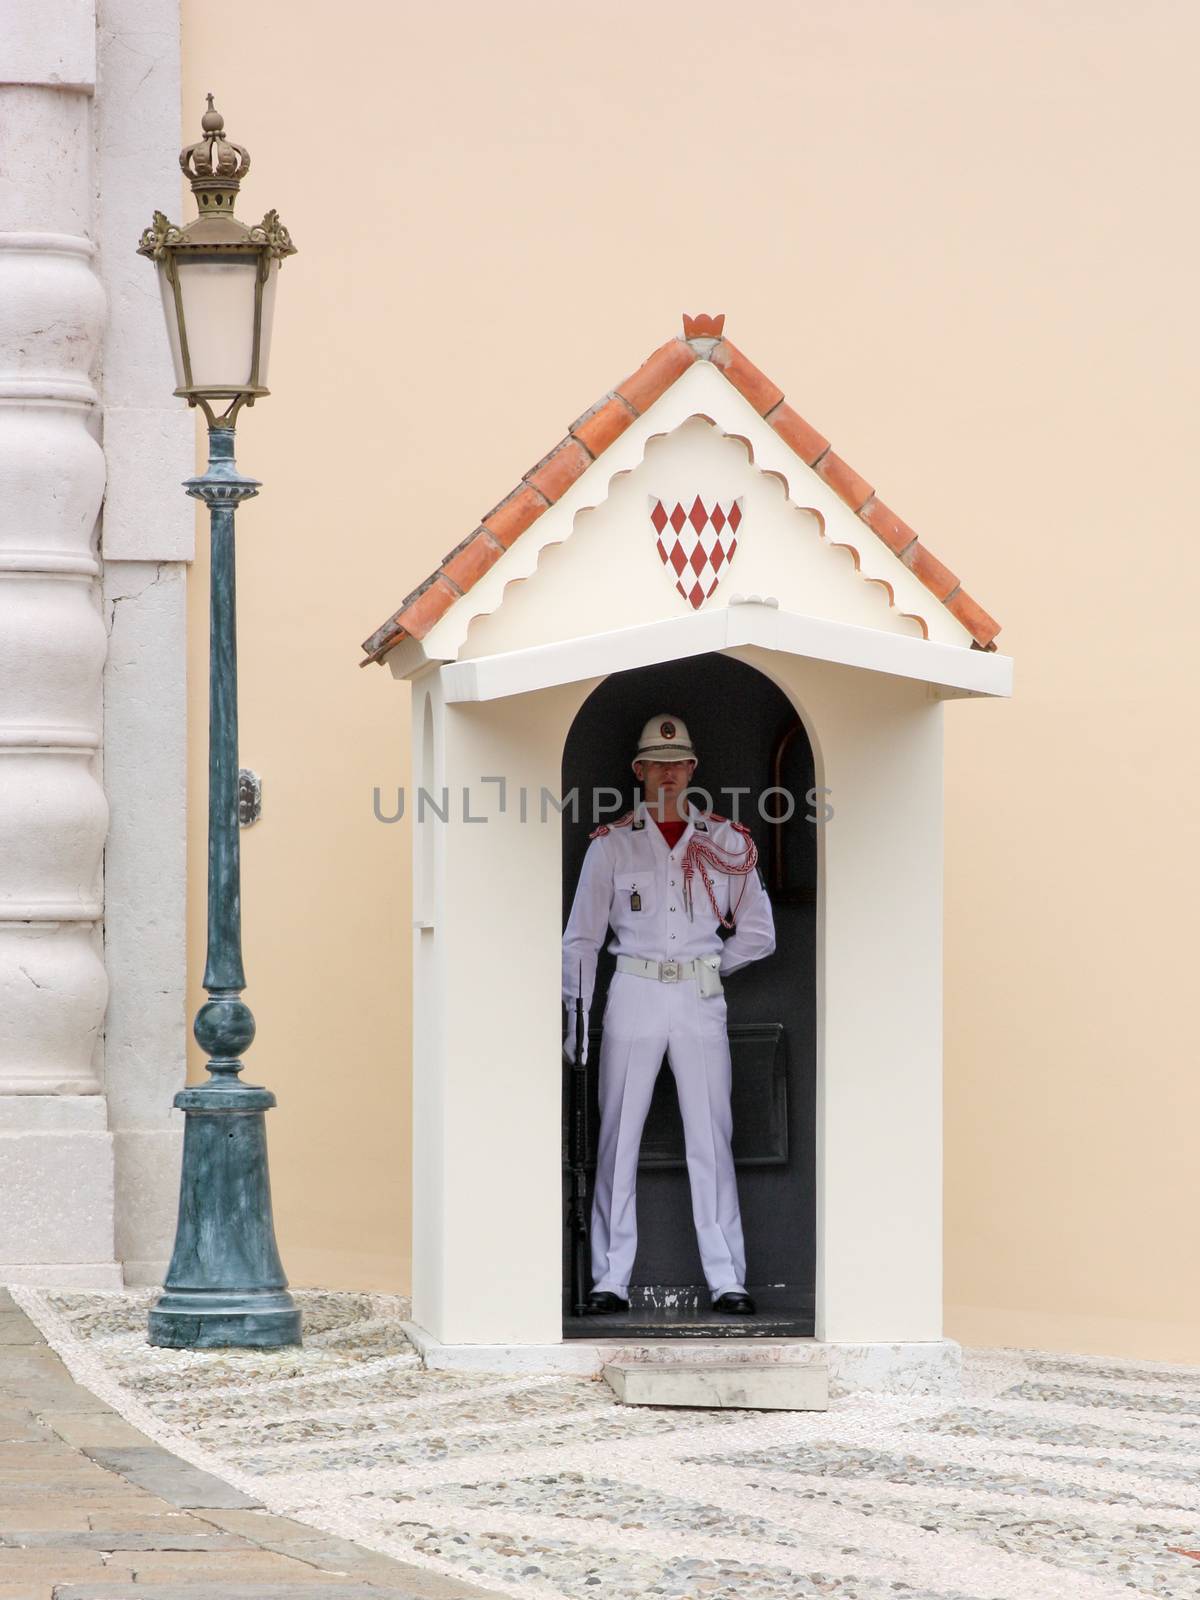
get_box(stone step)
[593,1336,825,1366]
[602,1359,829,1411]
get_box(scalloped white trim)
[410,363,965,668]
[451,413,932,661]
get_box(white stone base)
[119,1261,167,1288]
[402,1322,962,1397]
[0,1096,118,1281]
[604,1359,830,1410]
[0,1262,123,1288]
[402,1323,604,1375]
[112,1127,182,1286]
[825,1337,962,1397]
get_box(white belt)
[615,954,722,996]
[616,954,699,983]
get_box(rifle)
[567,964,591,1317]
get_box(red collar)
[653,816,688,849]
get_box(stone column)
[0,1,120,1281]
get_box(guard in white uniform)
[563,715,776,1314]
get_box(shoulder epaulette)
[709,812,753,836]
[589,809,635,840]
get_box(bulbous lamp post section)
[139,97,301,1349]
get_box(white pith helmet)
[632,714,697,771]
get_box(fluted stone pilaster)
[0,239,109,1096]
[0,3,120,1282]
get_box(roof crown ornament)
[180,94,251,215]
[682,312,725,339]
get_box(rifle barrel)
[568,980,591,1317]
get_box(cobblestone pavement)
[0,1288,497,1599]
[14,1287,1200,1600]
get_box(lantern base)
[184,388,269,433]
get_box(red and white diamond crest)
[650,495,742,609]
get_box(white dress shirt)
[562,800,776,1009]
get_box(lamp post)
[139,97,301,1349]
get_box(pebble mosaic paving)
[14,1287,1200,1600]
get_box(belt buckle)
[660,960,680,983]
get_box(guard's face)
[635,758,696,805]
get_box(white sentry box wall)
[386,357,1011,1388]
[411,650,945,1350]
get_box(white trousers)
[590,970,746,1300]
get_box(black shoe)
[585,1291,630,1315]
[713,1291,756,1315]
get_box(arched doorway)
[561,652,817,1337]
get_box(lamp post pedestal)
[148,1081,300,1349]
[148,425,300,1350]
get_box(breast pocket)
[613,871,656,920]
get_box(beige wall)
[182,1,1200,1357]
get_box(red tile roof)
[361,317,1001,665]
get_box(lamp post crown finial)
[180,94,250,214]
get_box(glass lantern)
[138,96,296,427]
